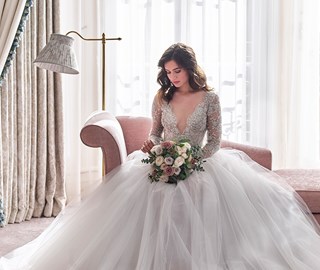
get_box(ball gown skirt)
[1,149,320,270]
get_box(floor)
[0,217,54,257]
[0,170,101,257]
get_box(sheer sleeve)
[202,92,222,158]
[148,95,164,145]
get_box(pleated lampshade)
[34,33,79,74]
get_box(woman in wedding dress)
[1,43,320,270]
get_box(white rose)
[159,175,169,182]
[181,146,188,153]
[181,153,188,159]
[183,142,191,150]
[151,145,163,155]
[155,156,164,166]
[174,156,185,167]
[177,146,184,155]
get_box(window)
[101,0,249,143]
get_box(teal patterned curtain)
[0,0,33,227]
[0,0,33,86]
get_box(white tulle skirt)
[1,149,320,270]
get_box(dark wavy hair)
[156,43,212,102]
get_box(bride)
[1,43,320,270]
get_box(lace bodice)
[149,91,221,158]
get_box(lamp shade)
[34,33,79,74]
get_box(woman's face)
[164,60,189,89]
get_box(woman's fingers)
[141,140,154,153]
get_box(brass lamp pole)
[65,31,121,110]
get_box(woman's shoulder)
[204,89,219,103]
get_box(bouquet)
[141,139,205,184]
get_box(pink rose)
[161,140,175,149]
[164,166,175,176]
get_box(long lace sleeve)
[202,92,222,158]
[148,96,164,145]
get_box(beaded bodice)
[149,91,222,158]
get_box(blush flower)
[141,139,204,184]
[174,167,181,175]
[160,163,167,170]
[164,157,174,165]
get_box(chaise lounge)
[80,111,320,225]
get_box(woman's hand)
[141,140,154,153]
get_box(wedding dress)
[1,91,320,270]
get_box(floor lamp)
[34,31,121,110]
[34,31,121,175]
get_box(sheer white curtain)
[60,0,102,202]
[99,0,320,169]
[61,0,320,198]
[269,0,320,169]
[248,0,320,169]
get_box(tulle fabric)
[1,149,320,270]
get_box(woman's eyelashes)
[166,68,182,75]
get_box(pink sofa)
[80,111,320,224]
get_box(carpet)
[0,217,54,257]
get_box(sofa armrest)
[221,140,272,170]
[80,111,127,175]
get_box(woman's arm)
[202,92,222,158]
[141,95,164,153]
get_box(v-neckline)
[168,92,207,135]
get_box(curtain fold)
[0,0,65,227]
[269,0,320,169]
[60,0,102,202]
[0,0,33,85]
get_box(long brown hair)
[156,43,212,103]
